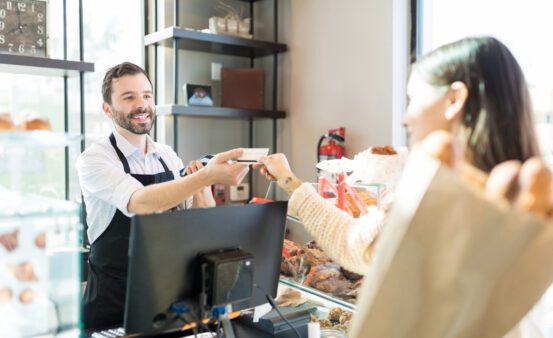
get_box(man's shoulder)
[77,137,118,167]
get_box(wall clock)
[0,0,47,57]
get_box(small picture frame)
[184,83,214,107]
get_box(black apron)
[83,133,175,329]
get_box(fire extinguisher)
[317,127,346,163]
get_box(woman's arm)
[289,183,384,274]
[259,153,383,275]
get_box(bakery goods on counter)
[0,114,52,131]
[21,117,51,131]
[0,114,15,130]
[281,239,363,303]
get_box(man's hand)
[186,160,216,208]
[203,148,249,186]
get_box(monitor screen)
[124,202,288,335]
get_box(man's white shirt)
[76,130,186,244]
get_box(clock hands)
[8,11,28,34]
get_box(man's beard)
[112,107,155,135]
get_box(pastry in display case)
[281,239,362,304]
[0,132,83,337]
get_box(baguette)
[485,160,521,203]
[516,157,552,216]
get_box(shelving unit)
[143,0,286,199]
[0,1,94,201]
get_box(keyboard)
[86,326,218,338]
[89,327,126,338]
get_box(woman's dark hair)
[101,62,152,104]
[413,36,539,172]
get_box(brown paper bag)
[349,149,553,338]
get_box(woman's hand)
[186,160,216,208]
[259,154,303,195]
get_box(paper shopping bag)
[349,149,553,338]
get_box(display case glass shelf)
[279,278,356,311]
[0,131,82,148]
[0,132,82,200]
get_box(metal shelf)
[144,26,287,58]
[156,104,285,119]
[0,54,94,77]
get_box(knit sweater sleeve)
[288,183,385,275]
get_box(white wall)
[280,0,409,184]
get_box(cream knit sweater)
[287,182,385,275]
[288,184,547,338]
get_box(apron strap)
[109,133,131,174]
[110,133,173,176]
[157,156,172,174]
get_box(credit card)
[236,148,269,163]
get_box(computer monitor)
[124,202,288,335]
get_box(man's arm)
[127,170,210,213]
[128,148,248,214]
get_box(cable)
[253,284,301,338]
[171,302,216,337]
[187,311,216,337]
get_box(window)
[417,0,553,156]
[0,0,141,201]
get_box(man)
[77,62,249,329]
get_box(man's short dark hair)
[101,62,152,104]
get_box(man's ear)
[102,102,112,118]
[445,81,468,121]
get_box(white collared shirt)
[76,130,186,244]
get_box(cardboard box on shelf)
[221,68,264,110]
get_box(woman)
[260,36,539,275]
[260,36,548,337]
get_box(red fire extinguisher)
[317,127,346,163]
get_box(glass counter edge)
[279,277,357,311]
[0,131,83,148]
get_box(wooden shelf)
[144,27,287,58]
[0,54,94,77]
[156,105,286,119]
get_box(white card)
[237,148,269,163]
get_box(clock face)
[0,0,47,57]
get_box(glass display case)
[264,181,384,334]
[0,132,83,337]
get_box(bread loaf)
[485,160,521,203]
[22,117,51,131]
[0,114,14,131]
[369,145,397,155]
[516,157,551,216]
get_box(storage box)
[221,68,264,110]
